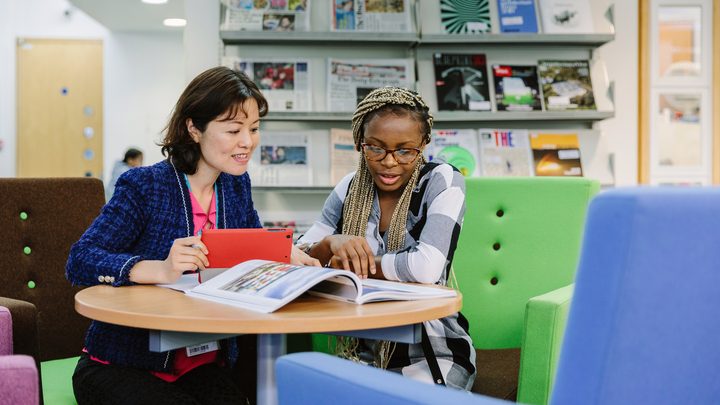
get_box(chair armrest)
[277,352,508,405]
[0,355,39,405]
[517,284,574,405]
[0,298,39,360]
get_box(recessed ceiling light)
[142,0,168,4]
[163,18,187,27]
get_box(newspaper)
[220,0,310,31]
[222,56,312,112]
[249,131,313,186]
[330,128,358,185]
[327,58,415,112]
[332,0,412,32]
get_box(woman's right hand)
[160,236,209,283]
[324,234,376,279]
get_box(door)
[16,38,103,178]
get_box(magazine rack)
[220,0,616,236]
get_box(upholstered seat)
[1,305,40,405]
[0,178,105,404]
[454,177,598,402]
[276,187,720,405]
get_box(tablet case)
[200,228,293,282]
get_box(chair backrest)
[0,178,105,361]
[454,177,599,349]
[552,188,720,404]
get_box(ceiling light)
[142,0,168,4]
[163,18,187,27]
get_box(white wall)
[0,0,108,177]
[596,1,640,186]
[0,0,185,182]
[104,32,184,179]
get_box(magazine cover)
[425,129,480,177]
[434,53,491,111]
[537,0,594,34]
[440,0,491,34]
[478,129,533,176]
[249,131,313,186]
[497,0,539,33]
[492,65,542,111]
[538,60,596,111]
[332,0,412,32]
[220,0,310,31]
[222,57,311,112]
[530,132,583,176]
[330,128,358,185]
[327,58,414,112]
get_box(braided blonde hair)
[343,87,434,252]
[335,86,434,368]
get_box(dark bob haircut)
[161,66,268,174]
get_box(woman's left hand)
[290,245,321,267]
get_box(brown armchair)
[0,178,105,404]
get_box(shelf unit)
[221,1,617,225]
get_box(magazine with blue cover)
[497,0,539,33]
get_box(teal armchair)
[454,177,598,403]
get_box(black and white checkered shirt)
[299,162,476,390]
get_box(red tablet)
[199,228,293,282]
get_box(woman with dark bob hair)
[66,66,319,404]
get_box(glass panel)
[658,6,701,78]
[656,93,702,168]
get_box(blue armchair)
[277,187,720,404]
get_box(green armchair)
[454,177,598,403]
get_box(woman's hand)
[160,236,209,283]
[324,235,376,279]
[290,245,321,267]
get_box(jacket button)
[98,275,104,283]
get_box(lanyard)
[183,173,219,233]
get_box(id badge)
[186,341,219,357]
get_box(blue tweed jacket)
[66,159,261,371]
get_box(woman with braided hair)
[296,87,476,390]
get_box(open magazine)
[160,260,456,313]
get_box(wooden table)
[75,285,461,404]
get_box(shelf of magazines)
[220,31,418,45]
[263,110,615,123]
[419,33,614,47]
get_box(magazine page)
[330,128,358,185]
[529,132,583,176]
[538,60,596,111]
[249,130,313,186]
[309,277,457,304]
[497,0,538,33]
[440,0,492,34]
[187,260,360,313]
[478,129,533,176]
[222,56,311,112]
[433,53,491,112]
[332,0,412,32]
[425,129,481,177]
[356,279,456,304]
[492,65,542,112]
[220,0,310,32]
[537,0,594,34]
[327,58,415,112]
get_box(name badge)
[186,341,219,357]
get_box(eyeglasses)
[361,143,423,164]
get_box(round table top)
[75,285,462,334]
